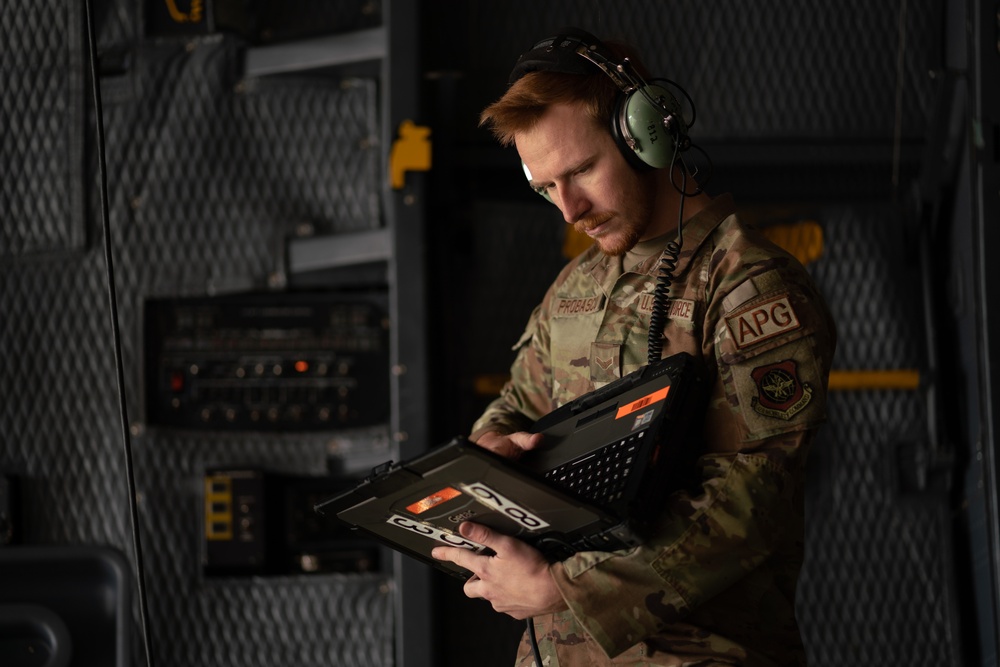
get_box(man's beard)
[575,209,650,257]
[578,171,656,256]
[594,222,642,256]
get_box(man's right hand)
[473,431,543,460]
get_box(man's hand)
[474,431,543,460]
[432,522,568,620]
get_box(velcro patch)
[725,295,800,350]
[553,295,602,318]
[668,298,696,323]
[637,296,695,323]
[750,360,813,420]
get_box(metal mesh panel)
[99,37,382,417]
[103,35,391,667]
[799,391,960,665]
[0,0,85,256]
[0,249,131,544]
[101,39,379,236]
[0,3,393,665]
[434,0,937,144]
[0,2,964,666]
[797,202,960,664]
[160,576,391,665]
[93,0,138,48]
[132,431,394,667]
[808,204,926,370]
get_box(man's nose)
[555,184,589,224]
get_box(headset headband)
[508,28,692,172]
[507,28,638,91]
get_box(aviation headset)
[507,27,691,195]
[507,29,700,368]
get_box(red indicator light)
[169,372,184,392]
[294,360,309,373]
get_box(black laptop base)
[314,352,705,580]
[315,439,641,580]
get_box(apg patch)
[725,294,800,350]
[750,359,813,420]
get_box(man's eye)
[533,185,551,196]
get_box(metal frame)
[971,0,1000,662]
[383,2,434,666]
[245,3,434,663]
[244,27,387,76]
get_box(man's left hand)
[432,522,568,619]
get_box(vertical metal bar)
[971,0,1000,661]
[382,2,434,666]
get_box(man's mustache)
[574,212,614,233]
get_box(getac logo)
[448,510,477,523]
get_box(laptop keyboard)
[543,431,645,505]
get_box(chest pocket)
[549,293,604,407]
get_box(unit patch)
[726,294,800,350]
[554,295,602,318]
[750,360,813,420]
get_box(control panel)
[144,291,390,431]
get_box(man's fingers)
[458,522,533,564]
[431,543,481,574]
[433,521,565,618]
[458,520,494,546]
[509,431,544,452]
[432,523,512,572]
[474,431,544,460]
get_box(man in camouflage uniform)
[432,29,836,666]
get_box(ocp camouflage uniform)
[470,194,837,666]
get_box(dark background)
[1,1,997,666]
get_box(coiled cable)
[647,147,689,365]
[647,235,681,364]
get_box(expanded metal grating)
[432,0,938,145]
[0,0,85,256]
[0,0,965,666]
[1,1,393,666]
[799,202,960,665]
[102,29,390,667]
[799,391,961,665]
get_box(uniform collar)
[581,193,737,285]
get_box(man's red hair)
[478,39,650,146]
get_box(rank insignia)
[751,359,813,420]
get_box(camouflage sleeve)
[547,259,836,658]
[469,301,556,441]
[547,430,812,657]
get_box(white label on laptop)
[386,513,489,553]
[459,483,551,532]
